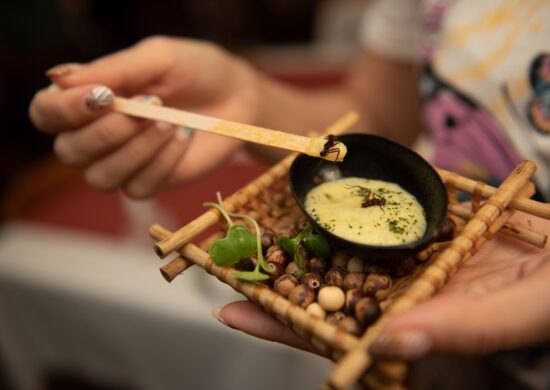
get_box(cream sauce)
[305,177,426,246]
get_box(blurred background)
[0,1,367,389]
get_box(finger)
[30,85,113,134]
[370,256,550,360]
[53,95,159,166]
[46,37,174,96]
[122,128,193,199]
[212,300,321,355]
[84,122,177,192]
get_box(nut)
[285,261,300,275]
[305,302,326,319]
[274,274,298,297]
[324,267,345,288]
[308,256,330,275]
[268,261,285,281]
[331,251,349,270]
[354,297,381,326]
[342,272,365,291]
[344,288,363,315]
[266,245,287,265]
[288,285,315,309]
[337,316,364,336]
[436,217,456,242]
[318,286,346,312]
[325,311,346,326]
[362,273,392,300]
[301,272,322,290]
[347,256,363,273]
[261,228,277,249]
[391,257,416,278]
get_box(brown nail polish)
[46,63,80,78]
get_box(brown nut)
[266,245,287,265]
[331,251,349,270]
[362,273,392,300]
[436,217,456,242]
[285,261,300,276]
[391,257,416,278]
[308,256,330,275]
[318,286,346,312]
[274,274,299,297]
[325,267,345,288]
[268,261,285,281]
[261,228,277,249]
[288,285,315,309]
[337,316,364,336]
[344,288,363,315]
[325,311,346,326]
[354,297,381,326]
[342,272,365,291]
[347,256,363,273]
[301,272,322,290]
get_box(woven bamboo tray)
[148,113,550,389]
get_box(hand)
[29,36,261,198]
[213,212,550,359]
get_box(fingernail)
[154,121,173,132]
[174,127,194,142]
[211,307,226,325]
[47,83,60,92]
[137,95,163,106]
[46,63,80,78]
[181,126,195,136]
[85,86,114,110]
[370,331,432,360]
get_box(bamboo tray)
[148,113,549,389]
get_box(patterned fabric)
[359,0,550,200]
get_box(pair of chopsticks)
[113,96,345,161]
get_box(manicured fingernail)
[181,126,195,136]
[137,95,162,106]
[370,331,432,360]
[174,127,194,142]
[46,63,80,78]
[85,86,114,110]
[211,307,226,325]
[154,121,172,132]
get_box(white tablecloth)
[0,221,331,390]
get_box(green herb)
[204,193,272,282]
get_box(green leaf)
[233,270,271,282]
[278,236,297,256]
[302,229,331,258]
[208,225,256,266]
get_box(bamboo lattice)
[148,112,550,389]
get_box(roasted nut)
[325,311,346,326]
[296,244,308,262]
[288,285,315,308]
[295,217,309,231]
[285,261,300,275]
[362,273,392,300]
[342,272,365,291]
[266,245,287,265]
[347,256,363,273]
[331,251,349,270]
[261,228,277,249]
[436,217,456,242]
[308,256,330,275]
[268,261,285,281]
[354,297,381,326]
[325,267,345,287]
[318,286,345,312]
[306,302,326,319]
[344,288,363,315]
[337,316,363,336]
[274,274,298,297]
[391,257,416,278]
[363,263,391,275]
[301,272,322,290]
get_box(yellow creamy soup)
[305,177,426,246]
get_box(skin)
[29,36,549,360]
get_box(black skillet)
[289,133,448,262]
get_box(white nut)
[306,302,326,319]
[347,256,363,273]
[317,286,345,312]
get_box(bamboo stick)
[113,96,347,161]
[153,111,359,258]
[436,167,550,219]
[326,160,537,389]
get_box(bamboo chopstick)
[112,96,347,161]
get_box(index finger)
[29,84,113,134]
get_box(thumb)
[370,257,550,360]
[46,38,173,96]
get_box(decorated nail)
[137,95,163,106]
[369,330,432,360]
[46,63,80,78]
[85,86,114,110]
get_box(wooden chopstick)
[112,96,346,161]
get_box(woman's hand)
[213,212,550,359]
[29,36,261,198]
